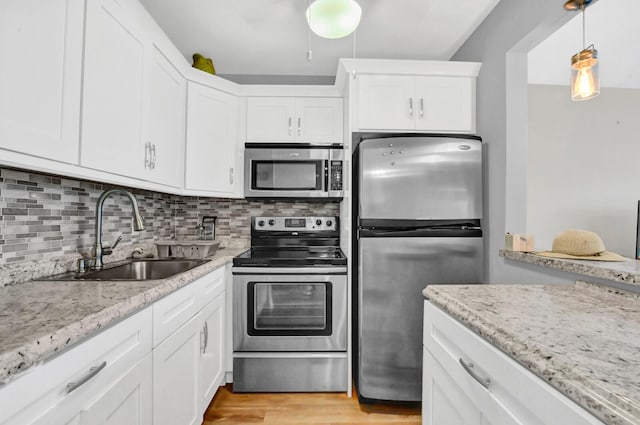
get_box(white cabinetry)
[0,0,84,164]
[81,0,148,178]
[422,301,605,425]
[153,313,202,425]
[81,0,185,187]
[356,74,476,133]
[185,82,240,196]
[144,45,186,188]
[246,97,343,144]
[152,267,226,423]
[0,308,152,425]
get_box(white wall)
[527,84,640,258]
[451,0,580,284]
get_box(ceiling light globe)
[306,0,362,39]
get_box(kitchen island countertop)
[424,281,640,425]
[0,247,248,384]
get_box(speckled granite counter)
[501,250,640,287]
[424,282,640,425]
[0,247,248,384]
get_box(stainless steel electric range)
[232,216,348,392]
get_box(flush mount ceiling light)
[306,0,362,39]
[564,0,600,101]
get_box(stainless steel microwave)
[244,143,344,199]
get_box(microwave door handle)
[324,160,329,192]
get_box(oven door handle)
[232,266,347,275]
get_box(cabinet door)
[153,313,202,425]
[0,0,83,163]
[185,83,238,194]
[145,45,185,188]
[81,0,148,177]
[414,76,474,133]
[246,97,296,142]
[83,354,152,425]
[296,98,343,144]
[423,346,487,425]
[198,293,225,414]
[356,74,415,130]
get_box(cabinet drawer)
[423,301,604,425]
[153,266,225,347]
[0,307,152,425]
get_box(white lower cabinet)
[422,301,605,425]
[153,313,203,425]
[152,267,226,424]
[198,294,225,414]
[0,266,226,425]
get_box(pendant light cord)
[581,3,586,49]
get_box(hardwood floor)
[203,385,422,425]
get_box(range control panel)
[253,216,337,231]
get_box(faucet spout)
[94,189,145,269]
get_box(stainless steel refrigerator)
[353,134,484,403]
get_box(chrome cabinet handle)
[288,117,292,136]
[420,98,424,118]
[459,358,490,389]
[203,321,209,353]
[229,167,234,184]
[150,144,157,170]
[298,117,301,136]
[144,142,151,169]
[409,98,414,118]
[66,361,107,394]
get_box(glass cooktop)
[233,247,347,267]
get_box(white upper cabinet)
[356,71,477,134]
[144,45,186,188]
[246,97,343,144]
[81,0,148,178]
[185,82,240,196]
[0,0,84,164]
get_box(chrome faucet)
[94,189,145,269]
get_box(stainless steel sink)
[41,259,210,281]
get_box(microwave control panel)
[330,161,343,191]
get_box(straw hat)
[535,229,627,262]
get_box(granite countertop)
[0,247,248,384]
[424,282,640,425]
[501,250,640,287]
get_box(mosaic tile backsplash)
[0,167,339,276]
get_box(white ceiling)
[528,0,640,89]
[139,0,502,79]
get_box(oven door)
[244,146,329,198]
[233,268,347,352]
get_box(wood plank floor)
[203,385,422,425]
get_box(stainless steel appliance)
[232,216,348,392]
[353,134,484,403]
[244,143,344,199]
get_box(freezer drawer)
[356,236,483,402]
[358,136,482,221]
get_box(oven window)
[248,281,332,336]
[252,161,323,191]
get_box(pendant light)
[564,0,599,101]
[306,0,362,39]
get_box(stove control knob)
[257,220,265,227]
[268,219,275,226]
[326,220,333,227]
[316,219,323,226]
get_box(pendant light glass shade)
[570,46,600,101]
[306,0,362,39]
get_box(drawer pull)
[66,361,107,394]
[459,358,490,389]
